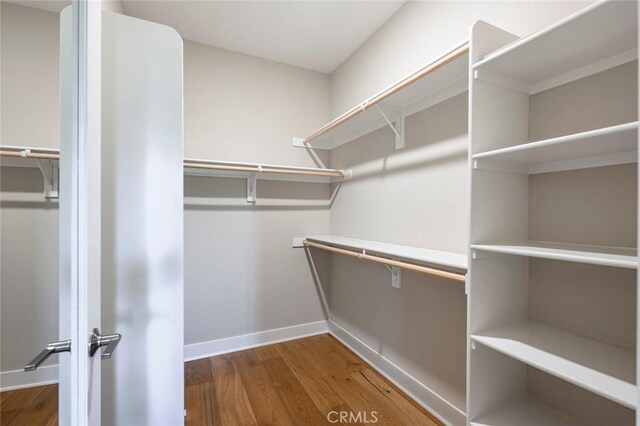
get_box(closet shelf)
[472,122,638,174]
[294,41,469,150]
[470,398,575,426]
[473,0,638,94]
[472,321,636,409]
[0,146,350,186]
[303,235,467,283]
[183,158,349,184]
[471,241,637,269]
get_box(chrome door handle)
[89,328,122,360]
[25,340,72,372]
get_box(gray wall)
[181,40,331,345]
[1,3,61,377]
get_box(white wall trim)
[327,320,467,426]
[1,321,329,392]
[184,320,329,361]
[1,364,58,392]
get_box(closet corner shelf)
[295,40,469,150]
[471,241,638,269]
[471,321,637,409]
[472,0,638,95]
[304,235,467,283]
[470,398,576,426]
[472,121,638,174]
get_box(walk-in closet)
[0,0,637,425]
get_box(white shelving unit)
[471,242,637,269]
[473,0,637,95]
[472,321,636,409]
[293,41,469,150]
[473,122,638,174]
[0,146,350,202]
[468,1,638,425]
[470,398,576,426]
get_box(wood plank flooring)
[1,334,442,425]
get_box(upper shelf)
[473,122,638,174]
[294,41,470,150]
[305,235,467,272]
[474,0,638,94]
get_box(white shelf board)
[183,166,334,184]
[473,122,638,174]
[299,41,469,150]
[471,241,637,269]
[306,235,467,271]
[474,0,638,90]
[472,321,636,409]
[471,398,575,426]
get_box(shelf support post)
[35,158,59,199]
[247,173,257,203]
[374,105,404,150]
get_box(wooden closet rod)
[303,42,470,144]
[304,240,466,283]
[0,151,344,179]
[183,162,344,178]
[0,150,59,160]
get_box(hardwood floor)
[1,334,442,425]
[1,384,57,426]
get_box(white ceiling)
[121,1,405,73]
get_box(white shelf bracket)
[374,105,405,150]
[384,258,401,289]
[35,159,59,199]
[247,173,257,203]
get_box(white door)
[24,1,184,424]
[58,1,106,424]
[11,1,103,424]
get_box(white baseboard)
[1,364,58,392]
[1,321,329,392]
[184,320,329,361]
[327,320,467,426]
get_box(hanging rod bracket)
[292,137,307,148]
[35,159,59,199]
[374,105,405,150]
[383,257,401,289]
[247,173,258,203]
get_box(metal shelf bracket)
[35,158,59,199]
[247,173,258,203]
[384,257,401,289]
[374,105,405,150]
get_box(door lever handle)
[89,328,122,359]
[25,340,71,372]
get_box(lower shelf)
[471,398,575,426]
[471,321,636,409]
